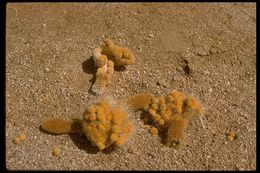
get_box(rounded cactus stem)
[41,118,82,135]
[101,39,135,66]
[82,100,134,150]
[91,64,111,95]
[127,93,155,110]
[110,133,118,142]
[165,116,188,147]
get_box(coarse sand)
[6,2,256,170]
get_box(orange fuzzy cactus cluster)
[101,39,135,66]
[41,99,134,151]
[128,90,204,147]
[81,100,134,150]
[91,39,134,95]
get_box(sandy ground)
[6,2,256,170]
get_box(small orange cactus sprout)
[13,136,21,144]
[226,131,237,141]
[82,100,134,150]
[19,133,27,141]
[150,127,158,135]
[13,133,27,144]
[53,146,61,157]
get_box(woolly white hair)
[90,95,133,117]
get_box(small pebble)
[235,163,242,171]
[137,46,142,52]
[150,127,158,135]
[53,146,61,157]
[149,33,154,38]
[176,66,183,72]
[209,47,218,54]
[173,75,182,82]
[127,148,134,154]
[156,79,169,88]
[148,152,156,158]
[141,124,151,129]
[227,135,233,141]
[196,48,209,56]
[226,131,237,141]
[45,68,50,72]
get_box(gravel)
[6,2,256,171]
